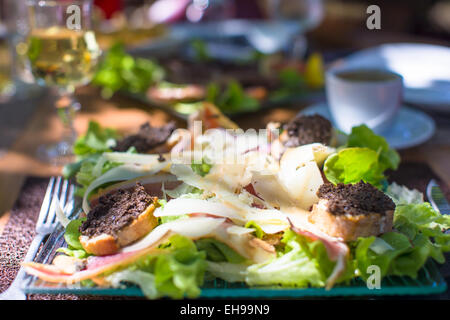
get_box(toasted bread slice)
[79,184,159,256]
[281,114,335,148]
[80,202,158,256]
[79,234,119,257]
[309,182,396,241]
[309,199,394,241]
[112,121,176,154]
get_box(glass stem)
[55,86,80,146]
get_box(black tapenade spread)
[317,181,395,216]
[80,183,155,238]
[283,114,332,147]
[112,121,176,153]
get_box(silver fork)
[0,176,73,300]
[427,179,450,215]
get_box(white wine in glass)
[26,0,100,164]
[0,24,15,102]
[27,28,99,88]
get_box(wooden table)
[0,83,449,235]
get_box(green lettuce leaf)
[56,247,89,259]
[157,198,167,208]
[159,214,189,225]
[173,102,204,114]
[385,182,424,205]
[195,238,246,263]
[105,269,159,298]
[246,230,350,287]
[109,234,207,299]
[205,261,248,283]
[206,81,259,113]
[73,147,138,197]
[355,232,411,280]
[347,124,400,171]
[389,233,445,278]
[355,202,450,280]
[244,220,264,239]
[62,160,84,180]
[92,43,165,98]
[394,203,450,250]
[191,158,212,177]
[63,218,85,250]
[73,155,122,198]
[152,236,206,298]
[163,183,203,200]
[73,121,119,158]
[63,121,120,181]
[324,125,400,187]
[57,218,89,259]
[190,39,211,62]
[269,68,306,102]
[323,147,385,187]
[278,68,305,90]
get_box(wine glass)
[25,0,100,164]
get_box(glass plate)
[22,204,448,298]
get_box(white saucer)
[300,103,436,150]
[333,43,450,113]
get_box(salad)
[24,103,450,299]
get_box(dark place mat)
[0,162,449,300]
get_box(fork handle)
[0,233,46,300]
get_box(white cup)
[325,68,403,134]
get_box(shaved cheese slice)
[123,216,276,263]
[91,173,178,201]
[251,171,296,209]
[206,262,248,283]
[245,209,288,221]
[154,197,289,234]
[283,143,335,167]
[226,226,255,236]
[257,223,288,234]
[168,128,191,155]
[250,144,334,212]
[170,163,206,190]
[278,145,325,210]
[279,161,323,210]
[212,224,275,263]
[54,197,71,228]
[121,217,226,253]
[154,198,242,220]
[103,152,170,168]
[92,156,107,178]
[369,237,394,255]
[310,143,335,166]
